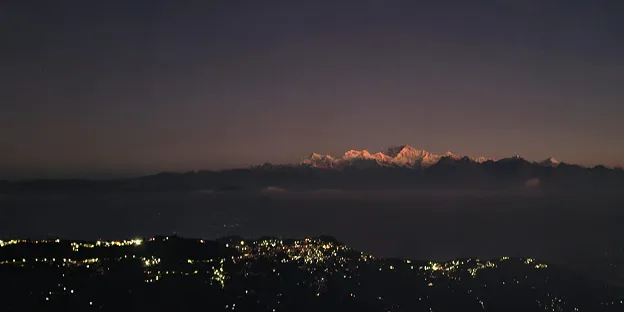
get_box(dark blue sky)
[1,0,623,178]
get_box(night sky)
[1,0,623,178]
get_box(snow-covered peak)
[302,146,496,169]
[380,145,445,167]
[471,156,494,163]
[308,153,323,160]
[343,149,372,160]
[301,153,334,167]
[540,157,561,167]
[443,151,461,160]
[383,145,421,158]
[371,152,392,162]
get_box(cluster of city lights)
[466,260,498,277]
[2,237,554,294]
[1,238,143,250]
[414,256,549,279]
[232,238,353,268]
[212,258,227,288]
[0,239,30,247]
[71,239,142,251]
[1,236,622,312]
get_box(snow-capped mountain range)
[301,145,560,169]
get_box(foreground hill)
[0,236,623,311]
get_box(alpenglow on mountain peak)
[300,145,493,169]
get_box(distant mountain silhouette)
[1,147,623,193]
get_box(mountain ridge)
[1,145,623,193]
[300,145,560,169]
